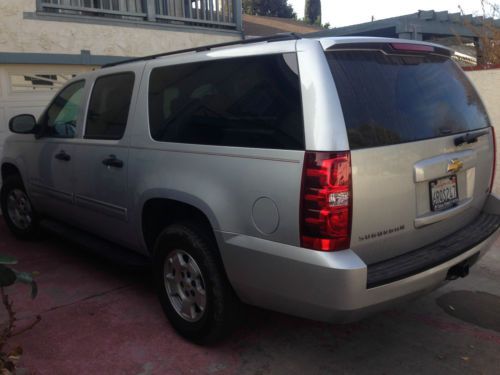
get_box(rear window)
[326,50,490,149]
[148,54,304,150]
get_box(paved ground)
[0,219,499,375]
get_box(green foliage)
[0,267,16,289]
[13,271,38,299]
[243,0,296,18]
[0,258,37,299]
[305,0,321,24]
[0,256,17,266]
[0,254,40,374]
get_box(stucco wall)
[0,0,241,57]
[466,68,500,193]
[466,68,500,129]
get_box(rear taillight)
[390,43,435,53]
[300,151,352,251]
[490,127,496,193]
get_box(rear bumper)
[218,194,500,323]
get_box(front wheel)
[153,223,240,344]
[1,175,39,240]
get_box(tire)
[153,222,240,344]
[1,175,39,240]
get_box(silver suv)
[2,34,500,343]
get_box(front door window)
[40,80,85,138]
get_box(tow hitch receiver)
[446,253,480,280]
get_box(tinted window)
[326,51,490,149]
[148,54,304,149]
[42,80,85,138]
[85,72,135,140]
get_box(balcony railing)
[36,0,242,31]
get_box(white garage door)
[0,64,93,157]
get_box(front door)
[27,80,86,222]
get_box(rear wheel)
[153,223,240,344]
[1,175,39,239]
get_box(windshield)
[326,50,490,149]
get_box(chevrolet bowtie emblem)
[447,159,464,173]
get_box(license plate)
[429,175,459,211]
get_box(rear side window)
[148,54,304,150]
[85,72,135,140]
[326,51,490,149]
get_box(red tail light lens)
[490,127,496,193]
[300,151,352,251]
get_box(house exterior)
[309,10,500,66]
[0,0,242,156]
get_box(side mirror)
[9,114,37,134]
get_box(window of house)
[10,73,77,92]
[148,53,304,150]
[40,80,85,139]
[85,72,135,140]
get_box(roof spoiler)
[325,41,452,57]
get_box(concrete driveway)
[0,219,499,375]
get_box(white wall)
[466,68,500,129]
[0,0,240,57]
[466,68,500,193]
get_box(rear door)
[325,43,494,264]
[72,71,138,248]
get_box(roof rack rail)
[102,33,302,68]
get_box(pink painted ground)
[0,219,499,375]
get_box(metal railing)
[36,0,242,31]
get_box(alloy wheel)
[164,249,207,322]
[6,189,33,231]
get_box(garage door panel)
[5,104,48,120]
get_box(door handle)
[102,155,123,168]
[55,150,71,161]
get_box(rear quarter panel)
[128,144,304,248]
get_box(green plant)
[0,254,39,375]
[243,0,296,18]
[304,0,321,25]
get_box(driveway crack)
[42,284,135,314]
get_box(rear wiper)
[454,130,489,146]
